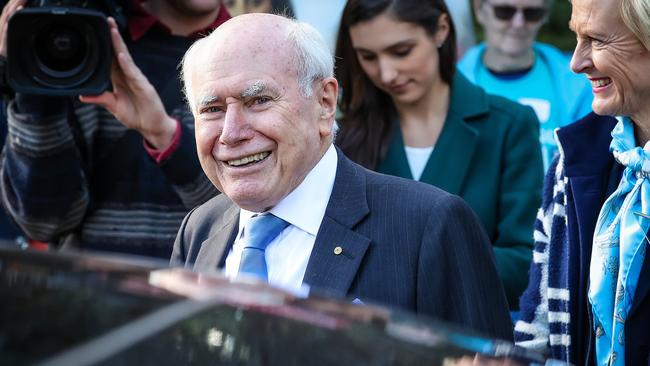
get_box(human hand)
[0,0,27,58]
[79,17,177,149]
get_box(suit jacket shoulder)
[170,194,238,270]
[333,156,513,340]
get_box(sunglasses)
[490,4,547,22]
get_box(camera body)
[6,0,125,96]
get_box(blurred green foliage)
[538,1,576,51]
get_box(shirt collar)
[127,0,230,41]
[239,144,338,237]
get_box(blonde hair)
[621,0,650,50]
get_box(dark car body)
[0,247,558,366]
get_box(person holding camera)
[0,0,229,258]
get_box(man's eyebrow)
[197,95,220,109]
[195,81,277,109]
[241,81,271,98]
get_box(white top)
[224,144,338,296]
[404,145,434,181]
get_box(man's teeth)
[591,78,611,88]
[228,152,270,166]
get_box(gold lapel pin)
[334,246,343,255]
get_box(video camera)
[4,0,126,96]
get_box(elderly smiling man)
[171,13,512,339]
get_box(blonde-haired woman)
[515,0,650,364]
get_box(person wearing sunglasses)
[458,0,592,171]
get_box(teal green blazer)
[377,73,543,309]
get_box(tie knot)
[237,213,289,280]
[243,213,289,251]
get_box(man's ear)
[316,76,338,137]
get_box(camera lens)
[33,23,88,76]
[7,8,112,95]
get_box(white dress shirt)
[224,144,338,295]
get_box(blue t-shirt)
[474,61,558,168]
[459,43,593,170]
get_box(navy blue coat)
[516,112,650,365]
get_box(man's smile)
[226,151,271,167]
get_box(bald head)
[182,13,334,114]
[205,13,291,54]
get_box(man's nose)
[219,104,254,145]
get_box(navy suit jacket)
[171,148,513,340]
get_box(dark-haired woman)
[335,0,543,310]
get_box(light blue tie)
[237,213,289,280]
[590,117,650,366]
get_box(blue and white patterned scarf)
[590,117,650,366]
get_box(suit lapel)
[378,74,484,196]
[194,203,239,271]
[376,125,413,180]
[304,217,371,297]
[420,113,478,195]
[376,109,479,196]
[421,74,486,195]
[303,150,371,298]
